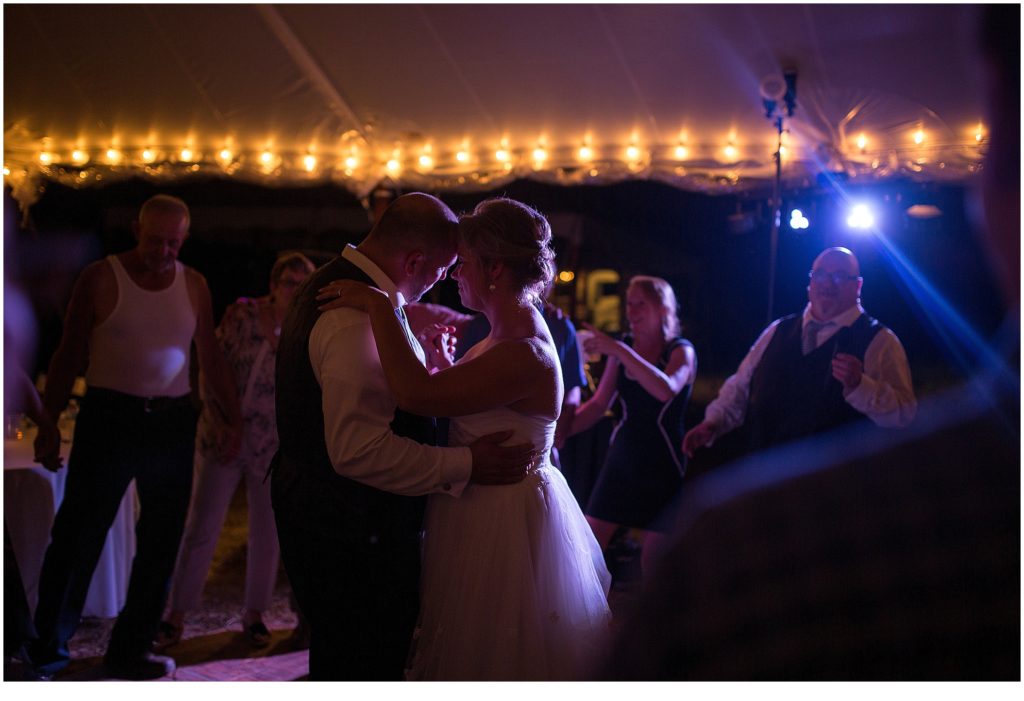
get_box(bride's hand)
[316,280,390,313]
[418,323,458,371]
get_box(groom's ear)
[403,250,426,277]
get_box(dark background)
[6,173,1007,408]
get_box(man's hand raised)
[467,430,536,485]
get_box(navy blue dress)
[585,336,693,532]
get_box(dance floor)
[7,486,641,681]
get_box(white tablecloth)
[4,427,137,618]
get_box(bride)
[318,197,611,681]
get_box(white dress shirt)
[309,245,472,496]
[704,303,917,440]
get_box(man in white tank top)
[28,195,242,680]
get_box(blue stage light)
[846,203,875,230]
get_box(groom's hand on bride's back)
[468,430,536,485]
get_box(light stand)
[761,70,797,325]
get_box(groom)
[271,192,532,680]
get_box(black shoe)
[103,652,176,680]
[153,620,183,650]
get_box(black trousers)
[29,390,196,675]
[274,510,421,681]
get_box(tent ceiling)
[3,4,988,208]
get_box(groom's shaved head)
[369,193,459,254]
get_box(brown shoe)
[245,622,271,648]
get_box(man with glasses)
[683,246,916,460]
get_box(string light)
[3,122,987,193]
[3,166,10,176]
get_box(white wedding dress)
[406,406,613,681]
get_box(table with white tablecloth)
[4,426,137,618]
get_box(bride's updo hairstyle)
[459,198,556,301]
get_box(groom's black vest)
[270,255,431,543]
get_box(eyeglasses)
[809,270,861,286]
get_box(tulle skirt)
[406,464,612,681]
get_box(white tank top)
[86,255,196,397]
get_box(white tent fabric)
[3,4,988,209]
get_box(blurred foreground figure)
[600,5,1019,680]
[28,195,241,680]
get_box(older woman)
[158,252,315,648]
[570,276,697,578]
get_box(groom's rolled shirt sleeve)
[311,310,473,497]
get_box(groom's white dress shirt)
[309,245,472,496]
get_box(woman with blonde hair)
[571,275,696,578]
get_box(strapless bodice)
[448,407,555,457]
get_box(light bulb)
[626,145,640,161]
[260,150,274,165]
[386,158,401,173]
[856,133,868,151]
[345,155,358,169]
[219,148,233,163]
[141,148,156,163]
[106,148,121,164]
[578,145,593,161]
[723,144,737,160]
[455,150,469,163]
[532,147,547,163]
[913,129,925,145]
[72,149,89,165]
[495,148,509,162]
[674,145,688,159]
[180,148,193,162]
[418,154,434,170]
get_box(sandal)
[153,620,183,650]
[245,621,271,648]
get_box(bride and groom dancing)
[270,193,612,681]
